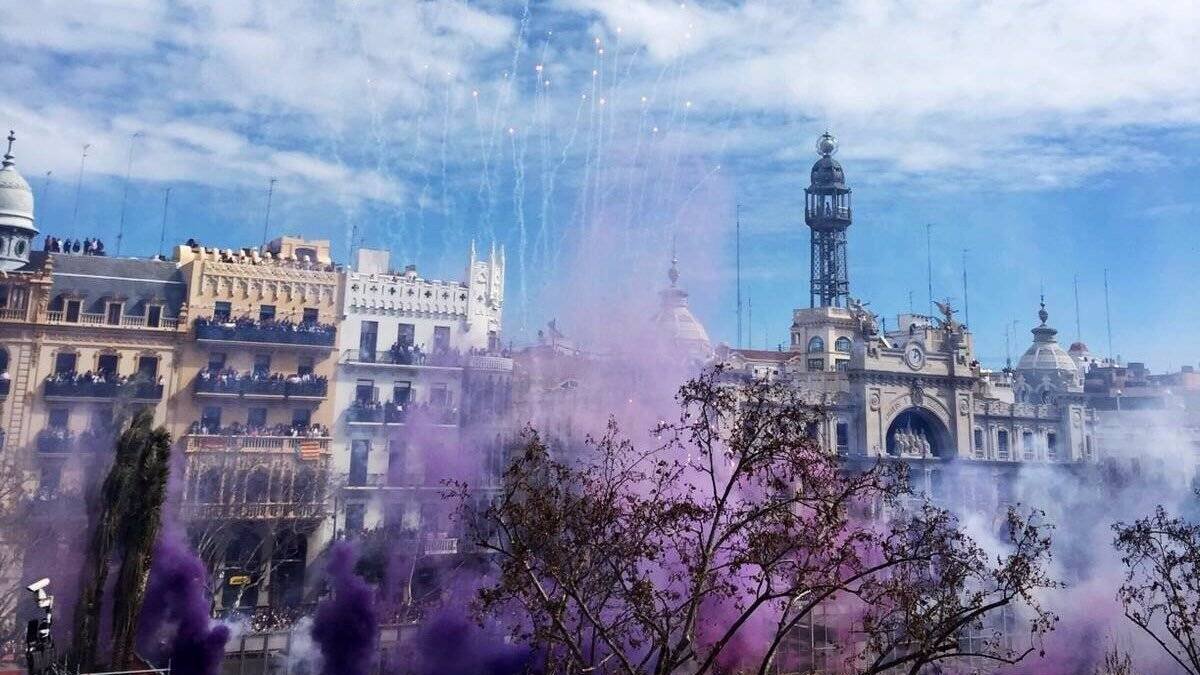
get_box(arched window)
[245,468,270,503]
[197,469,221,503]
[807,336,825,353]
[834,336,852,353]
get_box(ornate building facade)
[328,244,508,558]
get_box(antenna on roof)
[261,177,278,247]
[70,143,90,234]
[115,132,143,257]
[736,203,742,349]
[925,223,933,318]
[157,187,171,258]
[961,248,970,329]
[40,171,52,214]
[1080,271,1089,343]
[747,295,752,351]
[1104,268,1114,361]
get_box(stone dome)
[0,134,34,233]
[1016,301,1077,375]
[653,255,712,361]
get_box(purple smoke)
[312,542,378,675]
[138,533,230,675]
[412,603,535,675]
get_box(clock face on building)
[904,344,925,370]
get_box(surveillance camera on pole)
[24,577,59,675]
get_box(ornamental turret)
[805,131,852,308]
[0,131,37,271]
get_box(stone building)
[172,236,341,611]
[327,243,508,558]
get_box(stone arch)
[885,407,952,459]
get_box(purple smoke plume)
[312,541,378,675]
[412,603,535,675]
[138,532,230,675]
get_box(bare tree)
[1114,505,1200,674]
[0,449,28,653]
[453,368,1058,675]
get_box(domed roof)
[809,132,846,189]
[1068,341,1089,354]
[0,131,36,233]
[1016,300,1077,374]
[654,255,712,359]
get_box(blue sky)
[3,1,1199,369]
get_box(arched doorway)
[886,408,950,459]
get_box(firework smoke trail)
[510,126,529,332]
[346,0,395,257]
[544,74,586,280]
[439,75,457,268]
[311,542,378,675]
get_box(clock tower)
[805,132,852,308]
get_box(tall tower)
[0,131,37,271]
[805,132,852,308]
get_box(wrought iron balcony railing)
[194,375,328,399]
[44,379,164,401]
[195,319,336,347]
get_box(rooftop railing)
[47,310,180,330]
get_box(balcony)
[423,536,459,556]
[44,377,164,401]
[36,429,73,454]
[180,502,327,521]
[341,347,464,369]
[46,310,179,330]
[183,434,331,455]
[0,306,28,322]
[194,373,328,400]
[195,318,336,348]
[346,401,458,427]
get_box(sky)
[2,0,1199,369]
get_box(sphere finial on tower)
[816,131,838,157]
[1039,295,1049,325]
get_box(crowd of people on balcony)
[196,314,336,336]
[351,398,459,425]
[187,420,331,437]
[44,370,163,388]
[381,341,464,367]
[196,367,327,395]
[43,235,107,256]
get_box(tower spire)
[3,131,14,168]
[805,131,852,308]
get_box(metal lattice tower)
[805,132,852,308]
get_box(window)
[807,358,824,372]
[1047,432,1059,461]
[213,301,232,321]
[302,307,319,324]
[349,440,370,487]
[297,356,314,376]
[295,247,317,262]
[246,407,267,430]
[359,321,378,361]
[291,408,311,428]
[973,428,985,459]
[397,323,415,347]
[835,360,848,372]
[488,330,500,351]
[387,440,409,486]
[433,325,451,352]
[835,336,852,352]
[257,305,274,322]
[430,384,451,408]
[105,302,123,326]
[1022,430,1036,461]
[48,408,69,430]
[807,336,825,353]
[997,429,1010,460]
[146,304,162,328]
[253,354,272,375]
[355,379,376,404]
[201,406,222,431]
[54,352,78,375]
[137,356,158,380]
[835,422,849,454]
[97,354,118,377]
[65,299,82,323]
[344,503,365,535]
[393,380,412,404]
[207,352,227,371]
